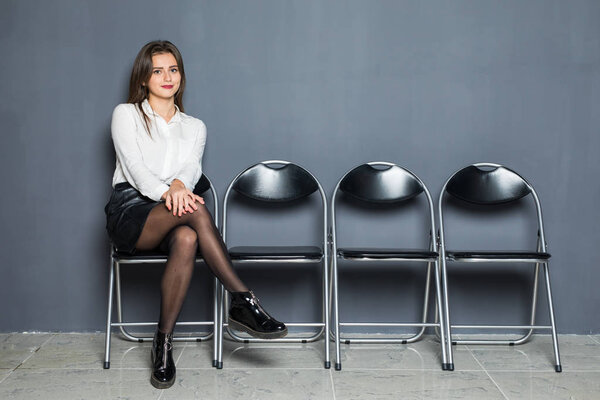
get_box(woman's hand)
[162,179,205,217]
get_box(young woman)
[105,40,287,389]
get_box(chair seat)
[113,249,204,262]
[228,246,323,260]
[446,250,551,261]
[337,248,438,260]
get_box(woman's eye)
[171,68,178,73]
[153,70,161,74]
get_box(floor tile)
[466,335,600,371]
[171,341,215,369]
[161,369,334,400]
[20,333,183,370]
[1,333,598,399]
[0,368,161,400]
[0,333,53,369]
[0,369,12,384]
[332,370,505,400]
[489,371,600,400]
[335,336,481,371]
[178,339,325,370]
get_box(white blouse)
[111,99,207,202]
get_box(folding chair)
[103,174,220,369]
[438,163,562,372]
[331,162,450,371]
[214,160,330,369]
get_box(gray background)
[0,0,598,334]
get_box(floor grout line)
[465,345,510,400]
[329,368,337,400]
[11,334,56,371]
[588,335,600,345]
[174,342,186,366]
[0,370,13,385]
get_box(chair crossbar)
[112,321,213,327]
[114,257,208,264]
[449,258,549,263]
[340,322,439,327]
[230,257,323,263]
[451,324,552,330]
[339,256,438,262]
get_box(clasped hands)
[161,179,205,217]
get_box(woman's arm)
[111,104,170,201]
[174,120,207,191]
[164,120,207,216]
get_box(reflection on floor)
[1,333,599,399]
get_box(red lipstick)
[161,85,174,89]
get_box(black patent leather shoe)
[151,331,175,389]
[228,291,288,339]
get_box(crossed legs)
[135,202,248,334]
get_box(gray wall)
[1,0,598,333]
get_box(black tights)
[135,203,247,334]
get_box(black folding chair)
[331,162,450,371]
[438,163,562,372]
[103,174,220,369]
[214,160,330,369]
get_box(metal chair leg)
[216,283,224,369]
[332,257,341,371]
[212,277,219,367]
[103,259,115,369]
[543,262,562,372]
[323,255,331,369]
[433,260,449,370]
[440,255,454,371]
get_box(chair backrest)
[338,163,425,203]
[222,160,327,244]
[230,161,319,202]
[445,164,531,205]
[196,174,219,227]
[193,174,212,197]
[331,162,436,249]
[438,163,546,251]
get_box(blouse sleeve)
[111,104,170,201]
[174,120,207,191]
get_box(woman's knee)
[189,204,214,227]
[170,226,198,252]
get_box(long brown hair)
[127,40,186,136]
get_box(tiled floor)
[1,333,599,399]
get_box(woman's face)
[146,52,181,101]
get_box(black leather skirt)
[105,182,159,254]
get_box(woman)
[105,40,287,389]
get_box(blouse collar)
[142,99,181,124]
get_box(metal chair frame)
[331,161,450,371]
[437,162,562,372]
[215,160,330,369]
[103,176,220,369]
